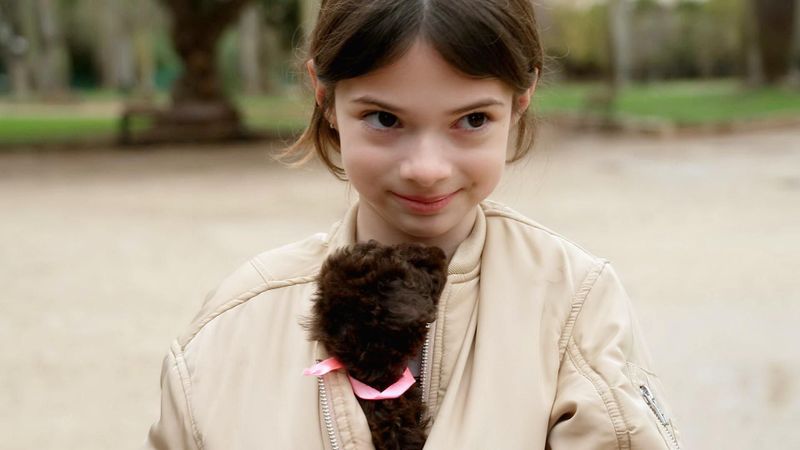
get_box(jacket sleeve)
[143,342,202,450]
[546,263,682,450]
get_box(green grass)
[536,80,800,125]
[619,82,800,124]
[535,82,600,113]
[236,93,312,134]
[0,117,118,143]
[2,80,799,145]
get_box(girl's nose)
[399,134,453,187]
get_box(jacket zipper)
[639,384,679,449]
[318,372,341,450]
[418,322,433,422]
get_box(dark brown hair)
[284,0,544,180]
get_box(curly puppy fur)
[307,240,447,450]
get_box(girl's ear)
[307,59,337,128]
[516,69,539,117]
[306,59,326,107]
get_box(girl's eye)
[363,111,400,130]
[457,112,489,131]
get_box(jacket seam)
[249,258,273,284]
[171,340,204,450]
[181,275,317,349]
[558,261,608,362]
[566,339,632,450]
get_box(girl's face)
[318,40,531,256]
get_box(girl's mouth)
[392,190,460,214]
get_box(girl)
[146,0,682,449]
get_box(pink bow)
[303,357,416,401]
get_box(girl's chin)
[362,198,477,245]
[394,212,474,243]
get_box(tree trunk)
[18,0,41,93]
[744,0,765,86]
[133,0,161,97]
[99,0,116,88]
[131,0,251,143]
[115,20,136,91]
[238,3,262,95]
[753,0,797,84]
[8,56,31,99]
[599,0,632,123]
[300,0,320,42]
[608,0,632,89]
[95,0,136,91]
[260,23,281,94]
[34,0,70,96]
[0,0,32,99]
[790,0,800,82]
[133,27,157,96]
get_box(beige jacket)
[145,201,682,449]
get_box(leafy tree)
[546,3,610,78]
[163,3,250,104]
[135,0,303,142]
[0,0,69,97]
[608,0,632,88]
[0,2,30,97]
[144,0,252,141]
[752,0,797,84]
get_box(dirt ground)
[1,126,798,449]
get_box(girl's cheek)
[481,136,512,181]
[341,142,388,177]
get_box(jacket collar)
[324,201,486,279]
[314,201,488,447]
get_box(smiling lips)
[392,190,460,214]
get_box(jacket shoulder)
[481,199,605,267]
[176,232,329,348]
[481,200,610,346]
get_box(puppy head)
[308,240,447,381]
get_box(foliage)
[542,0,760,81]
[2,0,798,115]
[545,3,611,79]
[753,0,798,83]
[261,0,301,49]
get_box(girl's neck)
[354,206,477,262]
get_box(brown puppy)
[307,240,447,450]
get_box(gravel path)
[1,126,798,449]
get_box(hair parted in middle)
[284,0,544,180]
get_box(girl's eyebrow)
[351,95,506,115]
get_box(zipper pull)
[639,384,669,426]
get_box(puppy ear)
[396,244,448,300]
[396,244,446,270]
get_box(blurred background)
[0,0,798,449]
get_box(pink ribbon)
[303,357,344,376]
[303,357,416,401]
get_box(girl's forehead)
[335,40,512,107]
